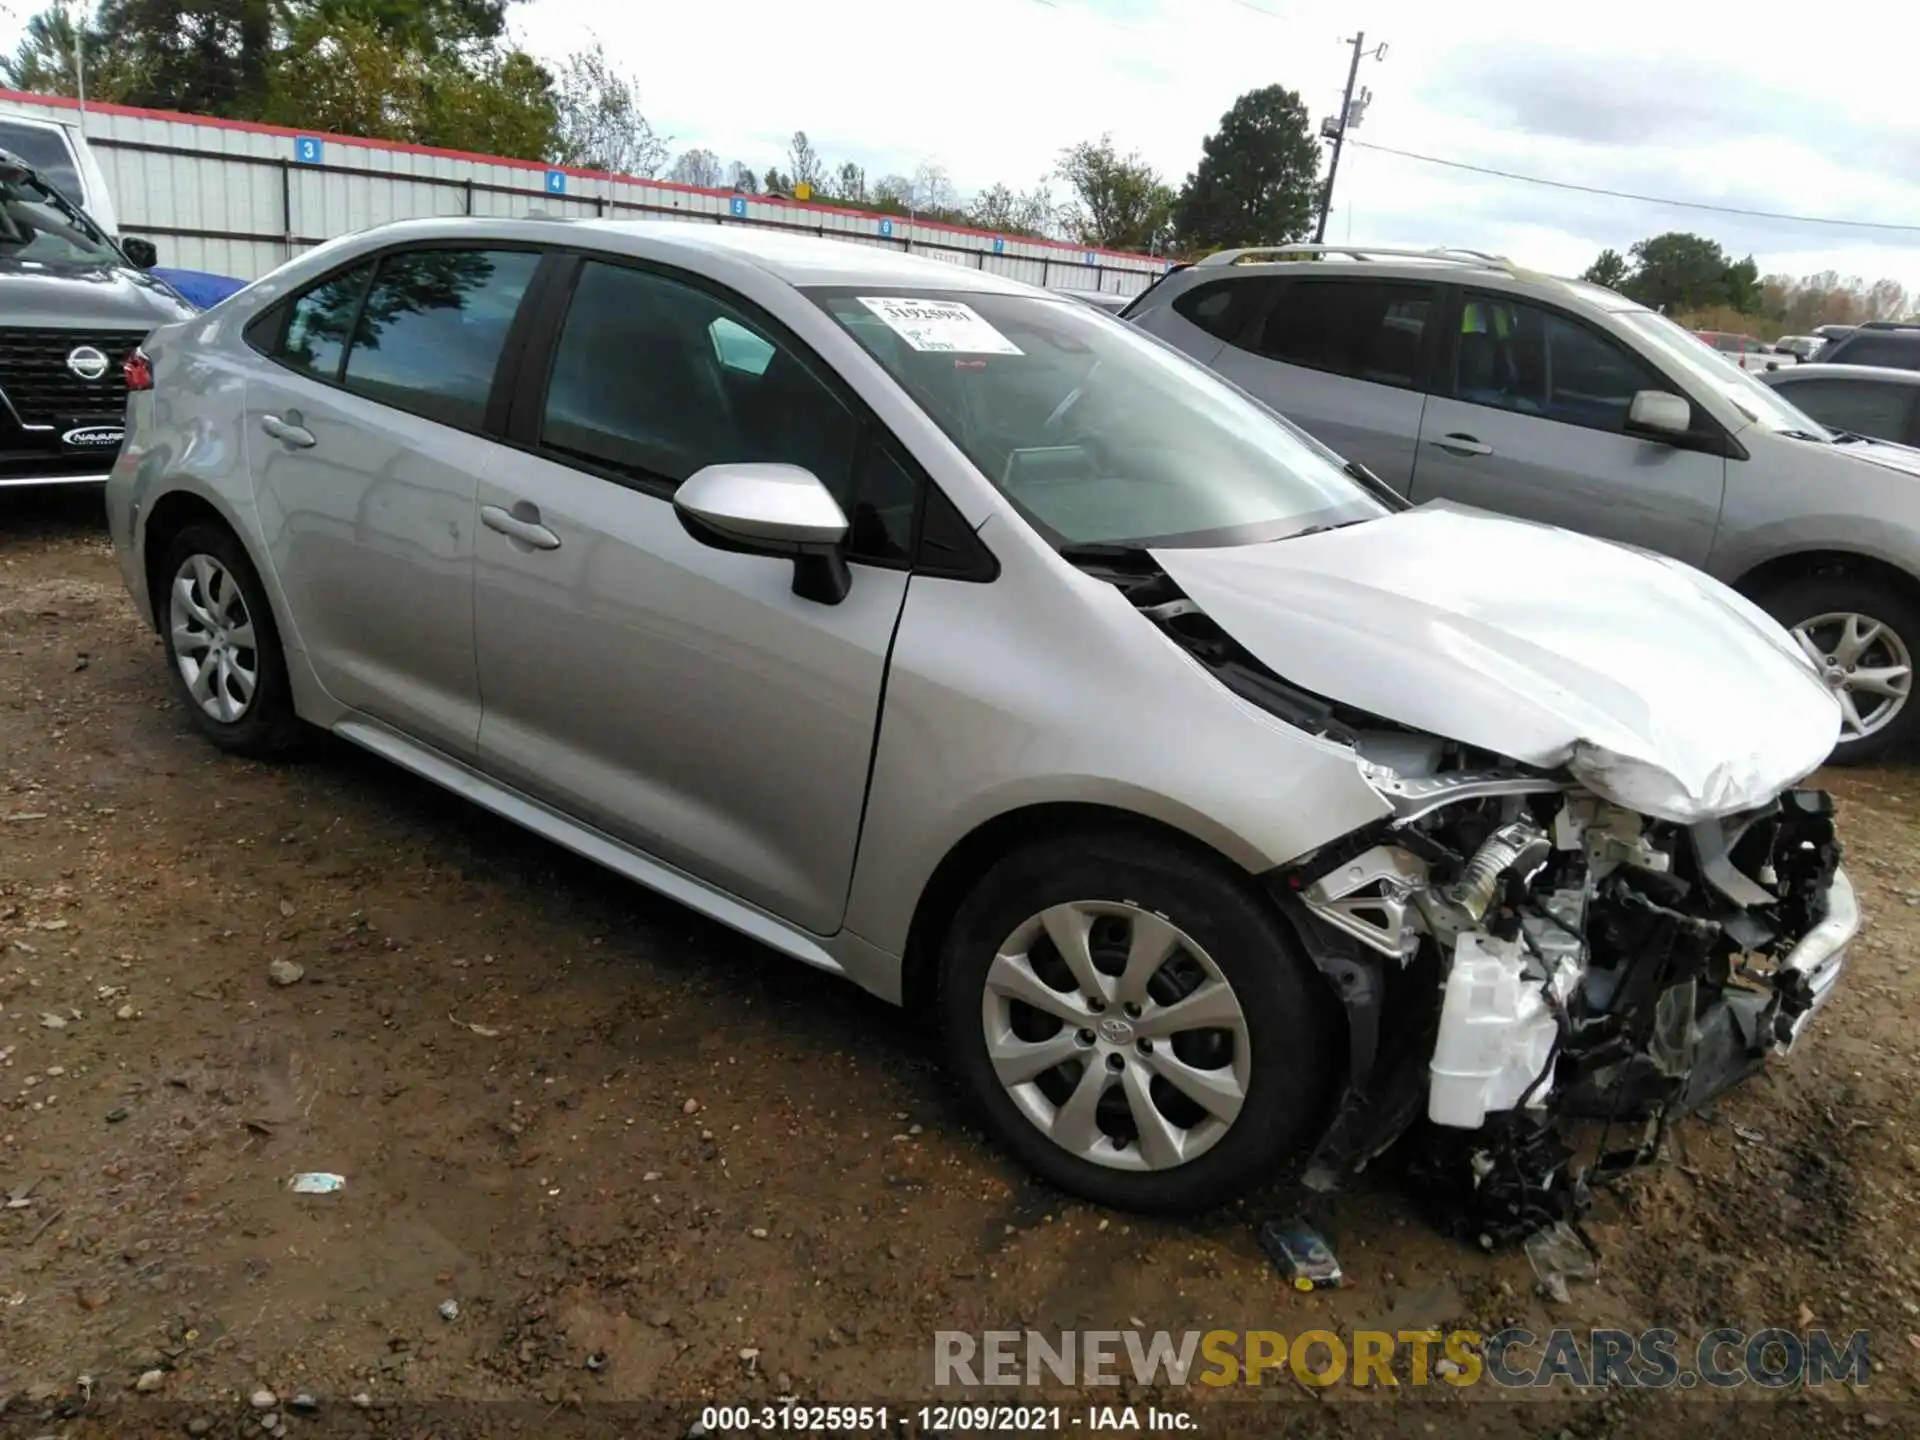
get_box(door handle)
[1430,433,1493,457]
[259,412,315,448]
[481,503,561,551]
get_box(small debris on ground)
[1525,1219,1599,1304]
[266,960,304,987]
[1257,1218,1347,1291]
[438,1298,460,1322]
[288,1172,345,1195]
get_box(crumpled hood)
[1151,503,1842,822]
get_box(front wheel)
[937,830,1337,1213]
[1757,574,1919,764]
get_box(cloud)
[6,0,1909,292]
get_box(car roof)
[568,218,1041,294]
[1147,248,1648,315]
[1768,363,1920,386]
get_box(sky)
[511,0,1920,294]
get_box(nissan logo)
[66,345,110,381]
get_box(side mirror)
[1626,389,1691,438]
[674,462,852,605]
[121,236,159,269]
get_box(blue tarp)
[151,267,248,310]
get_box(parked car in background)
[105,218,1856,1214]
[1125,243,1920,759]
[151,267,249,309]
[1050,287,1134,314]
[0,106,245,314]
[1695,329,1785,373]
[1763,363,1920,449]
[1813,321,1920,373]
[0,106,118,233]
[0,147,195,489]
[1774,335,1824,363]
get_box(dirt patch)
[2,489,1917,1438]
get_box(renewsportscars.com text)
[933,1327,1872,1390]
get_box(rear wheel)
[937,830,1336,1213]
[159,523,306,759]
[1757,574,1919,764]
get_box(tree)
[831,161,866,205]
[0,0,139,100]
[1580,248,1629,290]
[911,161,959,217]
[1171,85,1318,254]
[669,148,722,188]
[1055,134,1174,252]
[967,181,1055,238]
[264,9,556,160]
[1866,277,1911,321]
[424,46,555,160]
[785,130,824,193]
[307,0,518,56]
[872,173,914,210]
[550,42,667,176]
[725,160,759,193]
[1618,232,1755,314]
[90,0,278,118]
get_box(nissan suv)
[0,147,192,490]
[1127,245,1920,761]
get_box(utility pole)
[1314,31,1387,244]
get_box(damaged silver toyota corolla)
[108,229,1856,1218]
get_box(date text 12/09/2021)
[698,1406,1196,1433]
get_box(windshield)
[0,121,81,202]
[812,288,1385,548]
[0,167,118,266]
[1617,309,1831,439]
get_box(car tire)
[158,522,306,759]
[937,828,1336,1213]
[1756,574,1920,765]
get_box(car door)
[245,244,542,758]
[1201,275,1439,492]
[1406,287,1725,567]
[469,255,919,935]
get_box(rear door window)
[1171,278,1263,342]
[338,248,541,429]
[270,263,376,381]
[1248,278,1435,389]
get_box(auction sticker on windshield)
[858,297,1023,355]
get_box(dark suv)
[0,148,194,490]
[1816,321,1920,372]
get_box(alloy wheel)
[980,900,1251,1172]
[169,553,259,724]
[1791,610,1913,742]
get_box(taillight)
[124,347,153,392]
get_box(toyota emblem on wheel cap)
[66,345,110,381]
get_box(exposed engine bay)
[1079,546,1857,1242]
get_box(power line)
[1347,139,1920,234]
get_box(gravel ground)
[2,488,1918,1439]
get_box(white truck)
[0,105,119,234]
